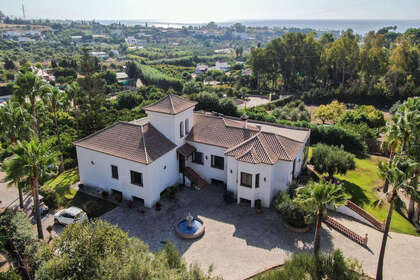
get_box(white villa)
[74,94,310,208]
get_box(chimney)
[240,113,249,128]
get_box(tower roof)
[144,94,197,115]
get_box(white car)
[54,207,88,225]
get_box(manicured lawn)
[308,148,419,236]
[42,169,115,218]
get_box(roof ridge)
[225,132,260,154]
[168,94,176,114]
[275,134,292,160]
[140,125,150,164]
[255,133,277,164]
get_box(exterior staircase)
[345,200,385,231]
[324,216,368,246]
[184,167,208,189]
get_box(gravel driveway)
[101,185,420,280]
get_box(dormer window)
[185,118,189,134]
[180,121,184,137]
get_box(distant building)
[195,64,209,74]
[125,36,141,45]
[110,49,120,57]
[233,32,250,40]
[90,51,108,60]
[210,61,230,72]
[214,48,232,54]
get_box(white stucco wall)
[227,158,273,207]
[270,160,294,202]
[147,107,194,146]
[185,141,228,183]
[76,146,178,207]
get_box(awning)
[177,143,196,157]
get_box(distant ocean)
[99,19,420,35]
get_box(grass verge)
[42,169,115,217]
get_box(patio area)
[101,184,420,280]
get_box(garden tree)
[99,70,117,85]
[388,37,420,85]
[126,61,141,79]
[13,71,50,142]
[294,181,349,256]
[255,250,362,280]
[319,33,335,45]
[359,32,388,81]
[78,49,106,135]
[248,47,269,89]
[405,28,420,45]
[65,82,81,138]
[4,56,16,70]
[0,101,32,145]
[312,100,346,124]
[194,91,220,112]
[338,105,386,129]
[219,98,238,116]
[0,210,34,280]
[1,159,28,210]
[310,143,356,180]
[116,91,143,110]
[326,29,360,86]
[42,87,68,173]
[33,220,219,280]
[4,140,58,239]
[376,155,419,280]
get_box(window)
[240,172,252,188]
[211,155,224,170]
[111,165,119,179]
[192,151,203,164]
[130,171,143,186]
[185,118,190,134]
[255,173,260,188]
[180,122,184,137]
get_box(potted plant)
[138,208,145,214]
[127,200,134,208]
[101,191,109,199]
[46,225,53,242]
[223,191,235,204]
[116,194,122,203]
[155,202,161,211]
[255,199,262,214]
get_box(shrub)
[223,190,235,204]
[116,91,143,109]
[310,143,356,179]
[83,200,101,218]
[0,270,22,280]
[39,187,59,209]
[274,192,311,229]
[255,250,362,280]
[0,210,35,256]
[63,158,76,170]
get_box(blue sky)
[2,0,419,22]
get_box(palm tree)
[376,155,419,280]
[0,101,32,145]
[65,82,81,139]
[381,122,400,193]
[13,71,49,142]
[5,139,58,239]
[294,181,349,256]
[1,159,29,210]
[42,87,68,173]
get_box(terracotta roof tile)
[187,112,308,164]
[144,94,197,115]
[74,122,176,165]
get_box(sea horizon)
[98,18,420,35]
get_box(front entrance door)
[179,154,185,173]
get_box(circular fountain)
[175,212,205,239]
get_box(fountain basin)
[175,217,205,239]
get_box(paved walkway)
[100,185,420,280]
